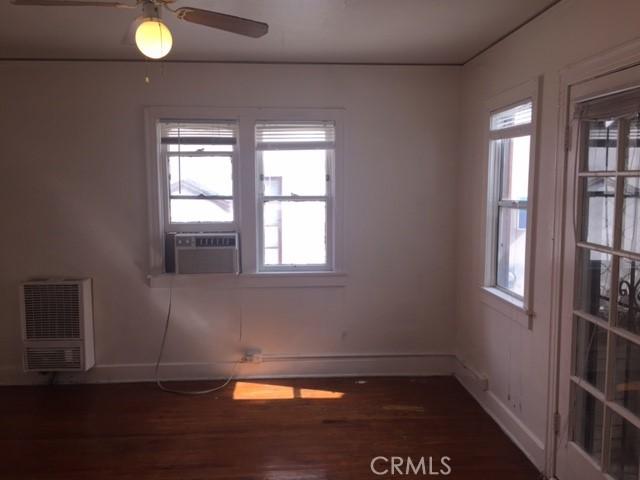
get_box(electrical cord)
[155,276,241,395]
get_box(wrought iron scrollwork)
[618,260,640,334]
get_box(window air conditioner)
[169,233,240,274]
[20,278,95,372]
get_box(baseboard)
[453,358,546,472]
[0,352,457,385]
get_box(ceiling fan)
[10,0,269,59]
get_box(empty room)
[2,0,640,478]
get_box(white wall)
[0,62,460,383]
[455,0,640,471]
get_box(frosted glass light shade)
[135,19,172,59]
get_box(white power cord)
[155,276,241,395]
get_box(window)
[159,121,238,229]
[146,107,343,277]
[486,99,535,301]
[256,122,335,271]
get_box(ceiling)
[0,0,559,64]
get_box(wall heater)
[20,278,95,372]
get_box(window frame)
[145,106,345,278]
[159,120,239,233]
[483,78,540,320]
[256,122,336,272]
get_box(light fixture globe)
[135,19,173,59]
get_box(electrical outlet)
[244,349,263,363]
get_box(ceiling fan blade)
[175,7,268,38]
[11,0,135,8]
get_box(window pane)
[262,201,326,266]
[264,225,280,249]
[256,121,335,144]
[617,258,640,336]
[586,120,618,172]
[573,317,607,392]
[264,248,279,265]
[170,199,233,223]
[167,144,233,153]
[622,178,640,253]
[613,334,640,418]
[578,249,612,321]
[496,135,531,201]
[607,411,640,480]
[572,385,604,463]
[490,101,532,130]
[496,207,527,297]
[582,177,616,247]
[625,116,640,171]
[262,150,327,196]
[169,156,233,197]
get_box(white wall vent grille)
[24,283,81,339]
[24,345,81,371]
[21,279,95,372]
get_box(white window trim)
[159,120,239,233]
[145,106,346,281]
[482,78,540,326]
[256,128,335,273]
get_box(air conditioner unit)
[20,278,94,372]
[172,233,240,274]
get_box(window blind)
[160,121,237,145]
[255,121,336,150]
[490,101,533,131]
[574,87,640,121]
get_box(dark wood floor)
[1,376,540,479]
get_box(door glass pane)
[170,199,233,223]
[261,150,327,196]
[572,385,604,463]
[626,116,640,171]
[586,120,618,172]
[622,178,640,253]
[582,176,616,247]
[496,207,527,297]
[613,334,640,418]
[574,317,608,392]
[169,156,233,197]
[262,201,326,266]
[498,135,531,201]
[578,249,612,321]
[618,258,640,336]
[607,410,640,480]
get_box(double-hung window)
[256,121,335,271]
[486,100,535,301]
[147,108,343,278]
[160,121,238,230]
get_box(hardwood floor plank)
[0,376,540,479]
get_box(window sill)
[480,286,533,330]
[147,271,348,289]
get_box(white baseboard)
[454,358,546,472]
[0,352,456,385]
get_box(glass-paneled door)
[557,78,640,480]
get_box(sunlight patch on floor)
[233,382,344,400]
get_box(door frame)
[549,36,640,479]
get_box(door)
[557,67,640,480]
